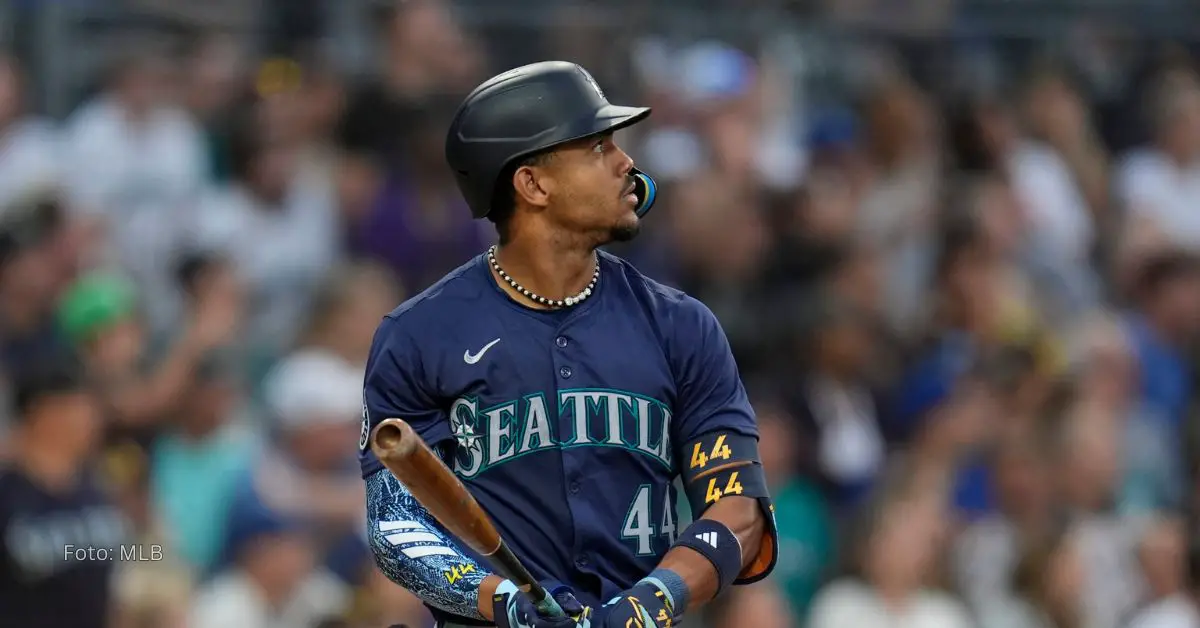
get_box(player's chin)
[608,213,641,243]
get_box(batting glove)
[590,581,677,628]
[493,579,593,628]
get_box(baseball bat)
[370,418,564,617]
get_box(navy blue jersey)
[360,250,758,607]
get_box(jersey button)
[556,336,568,348]
[569,481,581,494]
[559,366,573,379]
[575,555,589,567]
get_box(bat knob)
[372,418,416,458]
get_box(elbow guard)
[679,430,779,584]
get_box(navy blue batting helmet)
[445,61,657,220]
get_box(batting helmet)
[445,61,658,220]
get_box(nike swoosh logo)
[463,338,501,364]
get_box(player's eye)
[593,138,606,153]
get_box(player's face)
[545,132,641,243]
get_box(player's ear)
[511,163,552,209]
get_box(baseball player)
[361,61,778,628]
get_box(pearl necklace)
[487,245,599,308]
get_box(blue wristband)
[639,568,690,615]
[674,519,741,597]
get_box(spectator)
[978,521,1086,628]
[234,259,399,582]
[350,565,436,628]
[1111,215,1171,302]
[1155,518,1200,627]
[904,369,1006,520]
[855,74,942,338]
[682,42,774,191]
[1116,71,1200,250]
[1054,410,1145,628]
[0,357,127,628]
[820,242,886,326]
[762,176,867,293]
[0,197,73,377]
[189,506,349,628]
[950,87,1102,328]
[1068,313,1137,433]
[1020,64,1111,240]
[172,242,249,362]
[1123,249,1200,431]
[244,348,366,583]
[341,99,492,294]
[663,172,771,363]
[191,101,341,368]
[337,0,481,170]
[0,53,62,214]
[149,350,259,574]
[1120,249,1200,513]
[107,444,194,628]
[260,52,346,207]
[707,580,795,628]
[142,253,255,574]
[56,269,239,450]
[786,295,891,512]
[60,42,208,335]
[953,433,1057,615]
[891,210,1003,445]
[289,260,402,373]
[807,479,972,628]
[1065,312,1172,515]
[752,398,834,622]
[1126,516,1192,628]
[181,32,251,183]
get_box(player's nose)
[614,145,635,176]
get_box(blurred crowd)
[5,0,1200,627]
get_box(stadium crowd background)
[5,0,1200,626]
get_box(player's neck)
[493,237,597,305]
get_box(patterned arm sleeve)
[366,466,491,620]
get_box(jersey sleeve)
[363,315,453,451]
[668,296,758,447]
[668,297,778,585]
[366,467,491,621]
[362,318,492,621]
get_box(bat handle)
[492,541,566,618]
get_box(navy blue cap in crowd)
[631,168,657,218]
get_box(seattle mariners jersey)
[360,250,760,611]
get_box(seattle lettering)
[449,388,673,478]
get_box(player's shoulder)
[378,254,490,332]
[599,251,719,326]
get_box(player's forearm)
[368,474,496,621]
[656,495,764,610]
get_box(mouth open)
[622,180,637,200]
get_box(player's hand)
[590,581,677,627]
[493,579,592,628]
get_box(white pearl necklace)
[487,245,599,309]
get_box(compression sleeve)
[366,464,490,621]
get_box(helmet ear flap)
[630,168,658,218]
